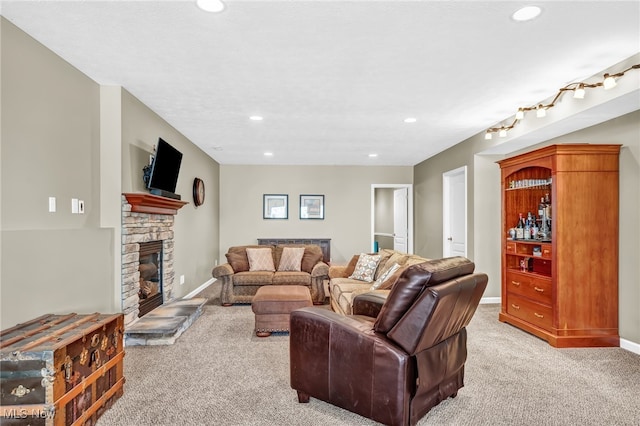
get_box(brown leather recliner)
[290,257,488,426]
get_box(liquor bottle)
[538,197,546,217]
[544,193,552,219]
[515,213,524,239]
[532,216,539,239]
[524,214,531,240]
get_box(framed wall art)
[263,194,288,219]
[300,194,324,219]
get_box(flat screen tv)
[145,138,183,199]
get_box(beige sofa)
[212,244,329,305]
[329,248,431,315]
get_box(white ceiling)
[1,1,639,166]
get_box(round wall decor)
[192,178,205,206]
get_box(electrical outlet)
[78,200,85,214]
[179,275,185,285]
[71,198,79,214]
[48,197,56,213]
[214,259,218,266]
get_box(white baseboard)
[183,278,215,299]
[620,338,640,355]
[480,296,500,304]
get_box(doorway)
[443,166,467,257]
[371,184,413,254]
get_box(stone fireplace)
[121,194,187,328]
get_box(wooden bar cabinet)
[497,144,620,348]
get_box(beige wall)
[122,90,220,297]
[1,18,113,327]
[1,19,221,327]
[120,90,220,297]
[219,165,412,263]
[414,110,640,344]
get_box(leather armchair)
[290,258,488,426]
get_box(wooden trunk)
[0,313,125,425]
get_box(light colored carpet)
[97,282,640,425]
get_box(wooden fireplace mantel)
[123,193,188,215]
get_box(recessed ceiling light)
[368,153,378,158]
[250,116,263,121]
[404,117,417,123]
[512,6,542,21]
[264,152,273,157]
[196,0,225,13]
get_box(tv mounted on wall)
[143,138,183,200]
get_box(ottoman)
[251,285,312,337]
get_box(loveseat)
[290,257,487,425]
[212,244,329,305]
[328,248,431,315]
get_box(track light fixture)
[484,63,639,139]
[603,73,617,90]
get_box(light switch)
[78,200,85,214]
[48,197,56,213]
[71,198,79,214]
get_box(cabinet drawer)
[539,244,552,258]
[506,271,552,305]
[507,294,553,331]
[506,242,516,253]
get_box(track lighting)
[483,63,639,140]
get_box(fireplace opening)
[138,240,163,317]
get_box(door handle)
[447,237,453,241]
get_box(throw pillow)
[348,253,382,283]
[342,255,360,277]
[373,251,392,280]
[225,246,259,272]
[246,248,275,272]
[376,265,407,290]
[278,247,305,271]
[370,263,401,290]
[301,247,323,273]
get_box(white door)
[393,188,408,252]
[443,167,467,257]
